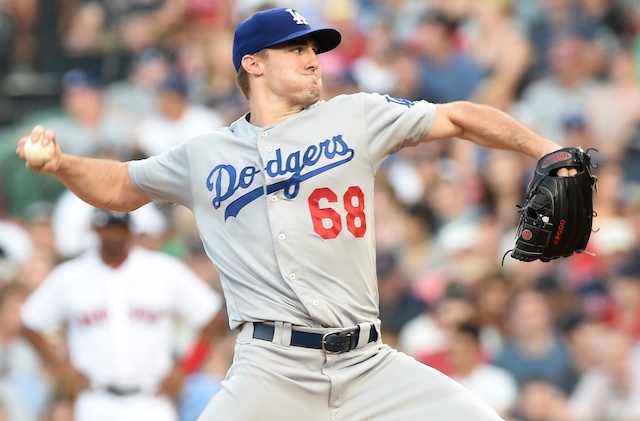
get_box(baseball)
[23,136,55,165]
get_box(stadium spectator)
[423,171,474,226]
[599,257,640,340]
[402,285,478,363]
[512,34,602,146]
[177,330,235,421]
[584,43,640,163]
[371,177,411,252]
[389,46,423,101]
[396,203,442,281]
[580,214,636,302]
[14,202,58,293]
[621,183,640,257]
[559,311,606,376]
[526,0,603,78]
[197,30,248,124]
[579,0,636,39]
[464,0,534,97]
[494,288,578,395]
[0,2,15,79]
[102,48,171,125]
[62,2,109,78]
[0,219,33,282]
[511,377,573,421]
[351,18,397,94]
[477,149,529,233]
[623,120,640,184]
[0,283,50,421]
[472,271,514,359]
[95,0,186,56]
[353,0,428,46]
[376,249,429,343]
[428,218,498,294]
[413,10,485,104]
[568,329,640,421]
[134,72,224,158]
[447,322,519,418]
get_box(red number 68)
[307,186,367,239]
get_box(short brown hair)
[235,49,269,99]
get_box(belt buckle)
[105,386,141,396]
[321,330,353,354]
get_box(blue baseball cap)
[62,69,102,90]
[232,8,341,72]
[160,72,189,96]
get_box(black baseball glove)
[509,147,597,262]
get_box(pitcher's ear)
[241,54,264,75]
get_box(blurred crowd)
[1,0,640,420]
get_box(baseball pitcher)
[16,7,584,421]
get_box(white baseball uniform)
[20,245,222,421]
[127,92,505,420]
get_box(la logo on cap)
[286,8,309,25]
[232,7,342,71]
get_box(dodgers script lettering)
[206,135,355,220]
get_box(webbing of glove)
[510,147,596,263]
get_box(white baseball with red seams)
[23,135,55,165]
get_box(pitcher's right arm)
[16,125,151,211]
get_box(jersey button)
[313,300,320,306]
[271,195,278,202]
[260,131,269,138]
[278,233,286,240]
[288,273,296,280]
[266,147,273,152]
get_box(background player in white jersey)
[20,208,225,421]
[16,7,579,421]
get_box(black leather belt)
[105,385,142,396]
[252,323,378,354]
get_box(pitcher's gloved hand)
[510,147,597,262]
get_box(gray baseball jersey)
[128,92,435,330]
